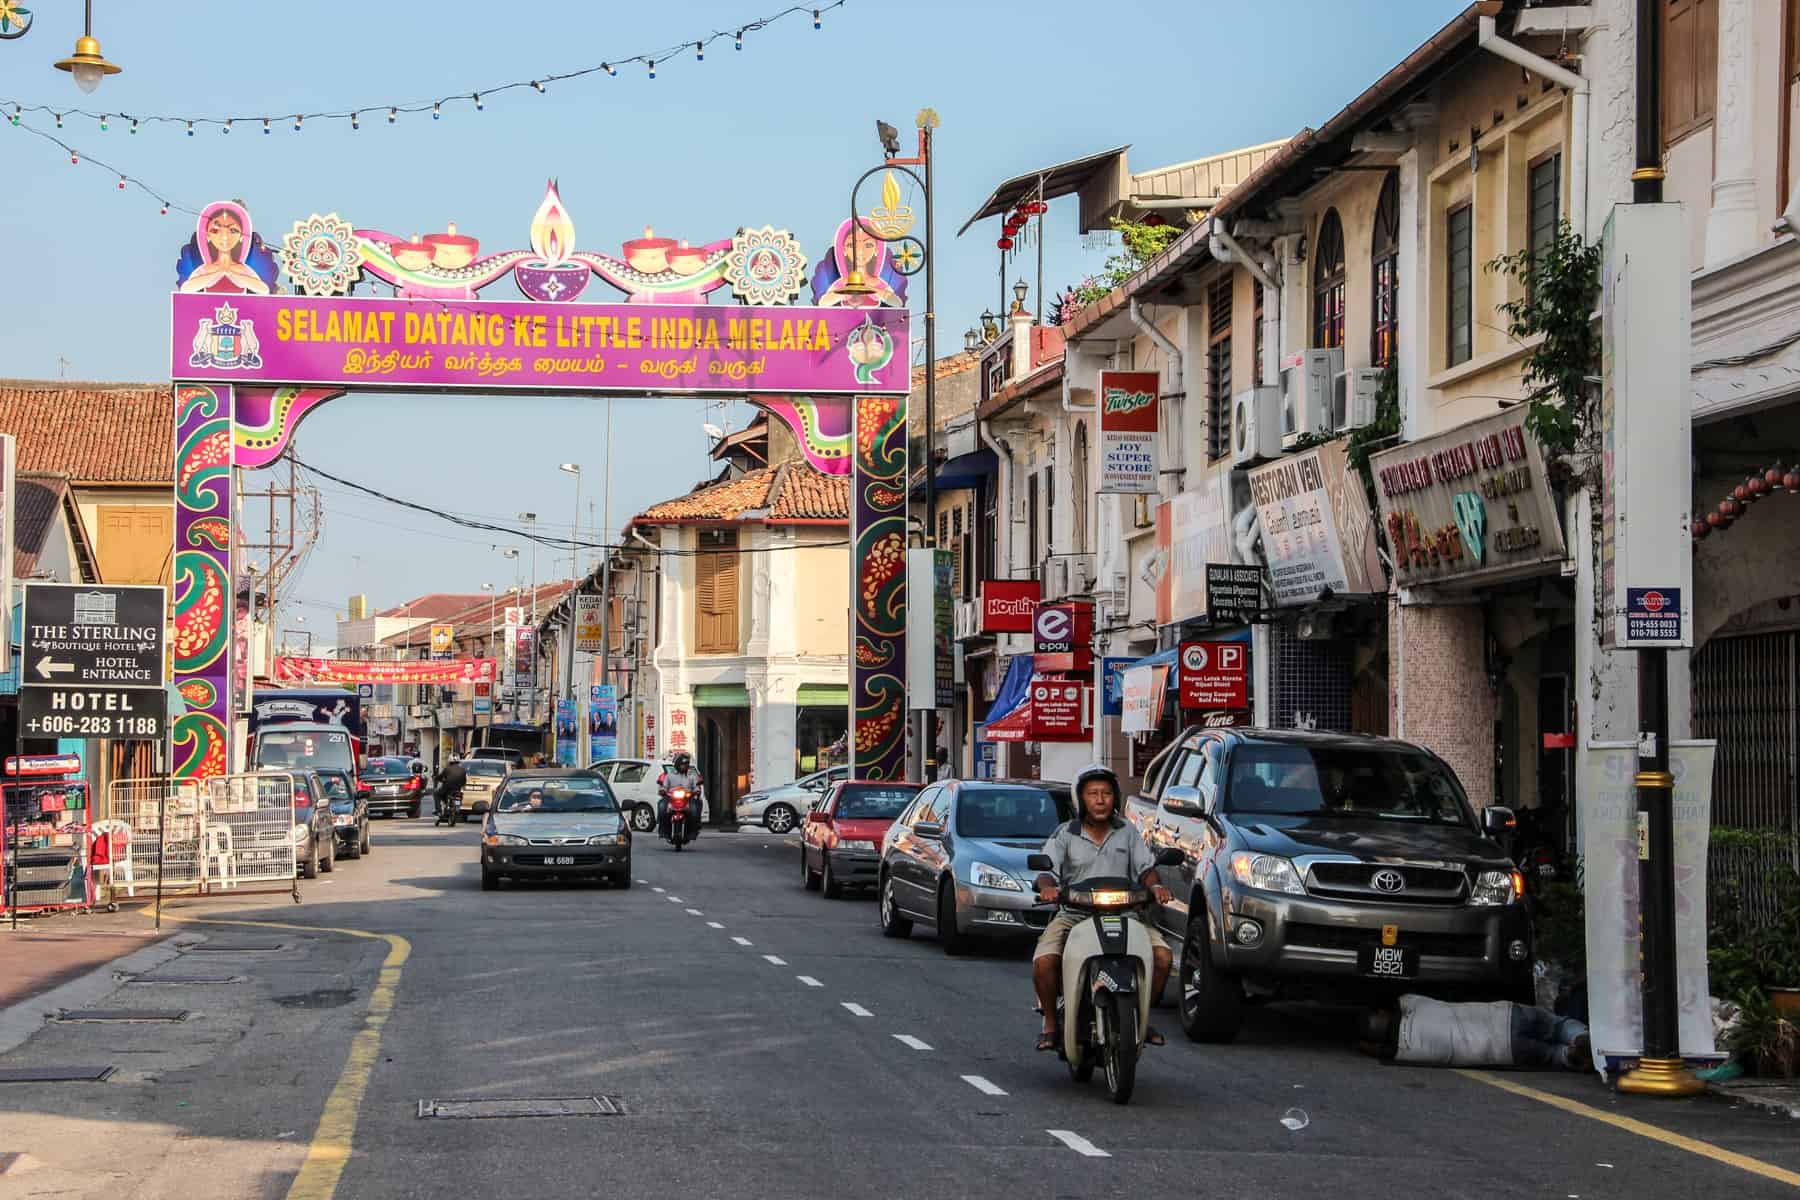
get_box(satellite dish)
[703,423,726,440]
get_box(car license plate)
[1359,944,1419,980]
[547,856,576,866]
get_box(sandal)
[1036,1031,1058,1052]
[1145,1026,1166,1047]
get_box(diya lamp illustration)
[514,180,591,302]
[622,227,678,274]
[422,223,480,270]
[390,235,433,272]
[666,240,709,276]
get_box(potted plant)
[1727,990,1800,1079]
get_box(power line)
[3,3,844,138]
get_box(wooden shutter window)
[694,531,740,654]
[1663,0,1719,148]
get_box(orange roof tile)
[636,463,848,525]
[0,380,173,484]
[637,468,777,523]
[770,464,848,520]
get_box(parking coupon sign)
[1624,587,1682,644]
[1178,640,1249,710]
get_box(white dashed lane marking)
[652,887,666,894]
[841,1003,873,1018]
[707,922,725,929]
[797,976,823,988]
[731,936,754,947]
[961,1075,1007,1096]
[1048,1130,1110,1158]
[892,1035,932,1051]
[685,908,703,916]
[763,955,787,966]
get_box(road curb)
[1708,1081,1800,1118]
[0,932,187,1054]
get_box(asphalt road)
[3,819,1798,1199]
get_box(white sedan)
[591,758,677,832]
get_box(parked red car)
[801,779,924,898]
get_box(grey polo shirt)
[1040,816,1155,886]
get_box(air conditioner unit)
[1043,558,1069,599]
[1280,347,1343,445]
[954,600,980,640]
[1231,386,1283,466]
[1330,367,1385,432]
[1069,554,1096,594]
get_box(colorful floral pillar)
[171,384,234,780]
[851,394,906,780]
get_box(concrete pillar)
[1390,598,1498,807]
[1704,0,1759,266]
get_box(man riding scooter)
[434,756,467,826]
[1031,763,1174,1052]
[657,752,704,844]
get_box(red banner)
[1029,678,1091,742]
[981,579,1040,632]
[273,656,498,685]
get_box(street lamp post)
[481,582,496,747]
[51,2,122,93]
[518,512,539,724]
[558,465,583,726]
[849,109,938,779]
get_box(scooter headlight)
[1065,885,1147,909]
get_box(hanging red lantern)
[1734,483,1751,501]
[997,236,1014,251]
[1785,471,1800,490]
[1748,475,1768,496]
[1691,519,1711,539]
[1707,511,1727,528]
[1766,468,1785,487]
[1721,497,1744,517]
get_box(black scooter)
[435,789,464,826]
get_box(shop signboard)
[1370,407,1566,588]
[1204,563,1263,624]
[1029,679,1089,741]
[574,595,604,653]
[1101,657,1134,717]
[20,583,170,740]
[1178,641,1249,710]
[1600,203,1693,648]
[1097,370,1160,494]
[1033,601,1091,674]
[513,626,536,688]
[429,624,455,655]
[474,681,492,715]
[1120,664,1168,735]
[0,435,13,674]
[980,579,1039,632]
[1247,441,1381,608]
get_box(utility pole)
[1616,0,1702,1098]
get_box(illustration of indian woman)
[177,201,279,295]
[810,217,906,308]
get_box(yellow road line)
[1458,1069,1800,1189]
[152,910,410,1200]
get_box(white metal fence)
[103,773,298,897]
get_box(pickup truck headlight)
[970,861,1024,892]
[484,833,527,846]
[1470,869,1523,906]
[587,834,627,846]
[1229,852,1306,896]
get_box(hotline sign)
[1178,641,1249,710]
[1625,588,1683,644]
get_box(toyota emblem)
[1371,869,1406,893]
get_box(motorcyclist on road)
[1030,762,1173,1052]
[657,752,704,841]
[435,757,468,825]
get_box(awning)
[982,695,1035,742]
[797,683,849,706]
[694,683,750,709]
[935,448,997,492]
[958,145,1130,235]
[985,654,1033,723]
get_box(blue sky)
[0,0,1466,634]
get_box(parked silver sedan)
[479,769,632,891]
[876,779,1073,954]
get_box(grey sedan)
[479,770,632,890]
[876,779,1073,954]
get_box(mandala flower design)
[280,213,364,296]
[725,225,808,306]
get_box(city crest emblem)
[188,302,263,370]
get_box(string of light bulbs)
[2,2,844,138]
[7,116,197,215]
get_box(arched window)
[1071,422,1090,555]
[1371,173,1400,368]
[1312,208,1346,350]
